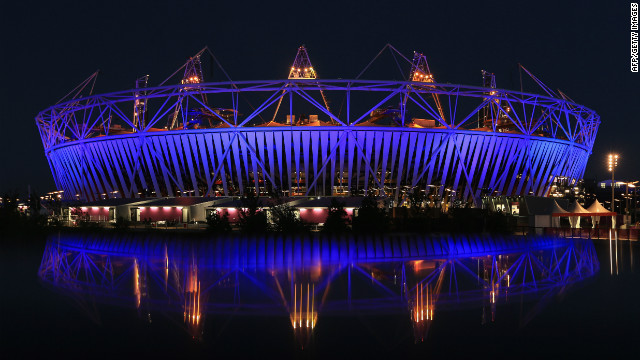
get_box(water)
[1,232,638,358]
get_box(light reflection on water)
[38,233,599,344]
[608,229,635,276]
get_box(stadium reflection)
[39,233,598,344]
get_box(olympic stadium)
[36,45,600,207]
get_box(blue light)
[38,233,598,341]
[37,79,598,203]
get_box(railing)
[48,215,638,239]
[536,226,639,241]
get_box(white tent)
[566,201,590,228]
[550,200,568,228]
[586,199,616,228]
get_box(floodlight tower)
[272,46,330,124]
[478,70,511,130]
[409,52,434,82]
[182,55,205,87]
[133,75,149,130]
[289,46,318,79]
[169,54,206,129]
[608,154,619,212]
[479,70,497,128]
[407,52,445,122]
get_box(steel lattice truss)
[36,79,600,202]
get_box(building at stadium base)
[37,45,599,222]
[61,196,367,226]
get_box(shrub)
[206,211,232,233]
[270,203,306,233]
[352,194,390,233]
[322,198,350,234]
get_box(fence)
[540,226,639,241]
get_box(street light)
[628,181,638,224]
[607,154,618,212]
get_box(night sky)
[1,0,638,196]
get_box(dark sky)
[1,0,638,196]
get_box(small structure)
[522,196,569,229]
[135,197,222,223]
[550,200,569,228]
[204,198,249,223]
[288,197,363,225]
[565,201,590,228]
[546,199,617,229]
[67,197,236,224]
[585,199,616,228]
[68,198,154,223]
[483,195,524,215]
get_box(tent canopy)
[523,196,569,215]
[550,200,569,216]
[585,199,616,216]
[567,201,589,213]
[553,199,616,217]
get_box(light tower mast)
[478,70,510,130]
[479,70,497,128]
[406,52,445,123]
[481,69,497,89]
[182,55,205,88]
[271,46,330,124]
[169,53,206,129]
[409,52,434,83]
[608,154,619,212]
[133,75,149,130]
[288,46,318,79]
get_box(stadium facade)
[36,46,600,207]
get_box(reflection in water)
[38,233,599,345]
[411,283,433,342]
[291,281,316,347]
[611,229,617,275]
[608,229,635,276]
[184,256,202,338]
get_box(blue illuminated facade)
[36,51,599,204]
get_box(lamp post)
[634,183,638,224]
[607,154,618,212]
[624,181,629,220]
[629,181,638,224]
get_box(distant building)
[595,180,638,222]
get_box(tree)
[0,192,21,231]
[322,198,350,234]
[270,203,306,233]
[206,210,232,233]
[408,190,426,216]
[237,191,268,233]
[27,192,48,227]
[352,194,390,233]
